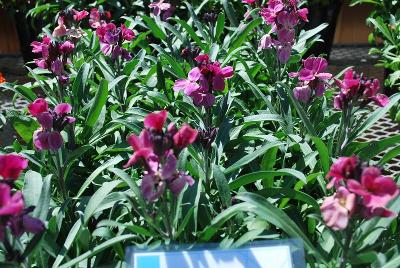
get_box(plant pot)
[304,1,343,59]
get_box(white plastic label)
[132,245,293,268]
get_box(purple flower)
[173,54,234,108]
[260,0,284,25]
[28,99,75,151]
[149,0,175,20]
[293,85,311,104]
[125,111,197,202]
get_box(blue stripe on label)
[136,255,160,268]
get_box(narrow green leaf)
[85,80,109,129]
[213,164,232,208]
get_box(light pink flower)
[321,187,356,230]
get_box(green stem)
[54,150,67,201]
[339,227,353,268]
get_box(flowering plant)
[0,1,399,267]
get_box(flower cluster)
[89,8,112,28]
[149,0,175,20]
[28,98,75,151]
[0,72,5,84]
[259,0,308,63]
[31,36,75,83]
[0,154,44,241]
[321,156,399,230]
[124,110,198,202]
[289,57,332,103]
[96,23,135,61]
[53,9,89,38]
[334,69,389,110]
[173,54,234,108]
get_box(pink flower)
[29,100,75,151]
[144,110,168,132]
[348,167,398,217]
[72,9,89,21]
[0,154,28,181]
[53,17,68,37]
[334,69,389,109]
[124,130,155,168]
[0,184,24,216]
[260,0,284,25]
[59,41,75,55]
[174,54,234,107]
[149,0,175,20]
[259,34,273,49]
[321,187,356,230]
[297,8,308,22]
[121,24,135,41]
[125,111,196,201]
[173,124,198,150]
[28,98,49,117]
[89,8,111,28]
[297,57,332,82]
[327,156,359,189]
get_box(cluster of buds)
[334,69,389,110]
[96,23,135,61]
[321,156,398,230]
[31,36,75,84]
[28,98,75,151]
[0,154,44,242]
[124,111,198,202]
[149,0,175,21]
[259,0,308,63]
[289,57,332,103]
[173,54,234,108]
[53,9,89,38]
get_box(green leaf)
[228,18,262,54]
[83,180,122,225]
[57,234,136,268]
[229,169,307,190]
[368,17,395,44]
[76,155,124,198]
[85,80,109,129]
[236,192,327,262]
[23,171,43,208]
[213,164,232,208]
[142,15,167,40]
[379,145,400,165]
[311,136,330,174]
[224,141,285,174]
[52,220,82,268]
[72,63,90,110]
[221,0,239,27]
[257,187,320,210]
[214,12,225,41]
[33,175,52,221]
[382,255,400,268]
[357,134,400,160]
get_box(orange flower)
[0,72,5,84]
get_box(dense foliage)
[0,1,400,267]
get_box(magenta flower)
[31,37,74,82]
[290,57,332,101]
[293,85,311,104]
[173,124,199,150]
[0,184,24,217]
[326,156,358,189]
[149,0,175,20]
[89,8,111,28]
[173,54,234,108]
[28,99,75,151]
[96,23,134,61]
[321,187,356,231]
[125,111,197,201]
[260,0,284,25]
[0,154,28,181]
[334,69,389,110]
[348,167,398,217]
[72,9,89,21]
